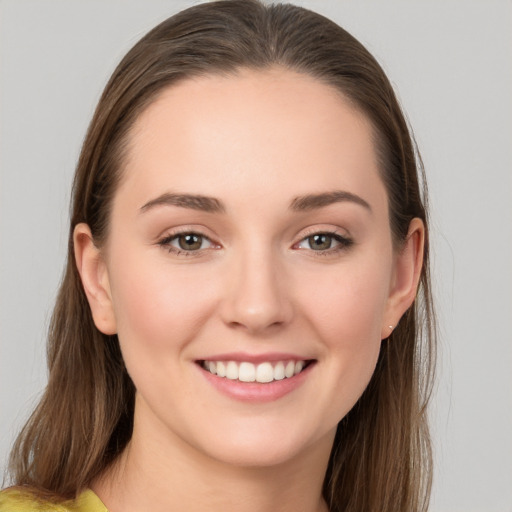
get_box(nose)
[219,245,293,334]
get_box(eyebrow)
[290,190,372,212]
[140,193,225,214]
[139,189,371,215]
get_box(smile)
[201,360,309,383]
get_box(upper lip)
[197,352,314,364]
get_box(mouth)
[198,359,314,384]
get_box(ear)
[73,223,117,335]
[381,218,425,339]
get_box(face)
[77,67,420,469]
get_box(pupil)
[310,234,331,250]
[179,234,202,250]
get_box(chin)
[204,443,307,469]
[190,419,335,469]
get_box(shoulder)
[0,489,108,512]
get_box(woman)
[0,1,436,511]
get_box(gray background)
[1,1,511,510]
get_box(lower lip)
[197,362,314,403]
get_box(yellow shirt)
[0,489,108,512]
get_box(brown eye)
[178,234,204,250]
[295,231,353,254]
[158,232,215,253]
[307,234,333,250]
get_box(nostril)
[226,318,285,333]
[218,262,294,332]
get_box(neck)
[93,410,334,512]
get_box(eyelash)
[157,229,353,257]
[158,230,217,257]
[294,229,353,256]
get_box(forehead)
[117,67,386,215]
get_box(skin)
[74,67,424,512]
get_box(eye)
[295,232,352,252]
[158,232,216,253]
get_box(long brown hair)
[8,1,436,511]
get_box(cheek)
[295,256,391,408]
[299,257,391,343]
[107,250,220,358]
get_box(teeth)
[202,359,308,383]
[274,361,285,380]
[256,362,274,383]
[239,362,256,382]
[226,361,238,380]
[216,361,226,377]
[285,361,295,378]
